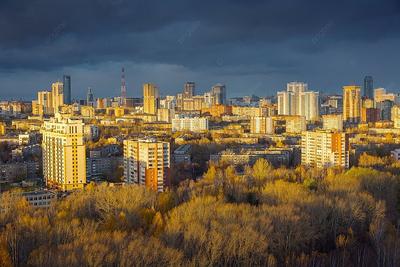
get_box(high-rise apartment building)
[123,138,170,192]
[363,76,374,99]
[301,130,349,168]
[277,91,293,115]
[42,115,86,191]
[37,90,53,115]
[143,83,159,115]
[287,82,307,115]
[51,81,64,114]
[183,82,195,98]
[277,82,319,121]
[343,85,361,123]
[299,91,319,121]
[63,75,72,104]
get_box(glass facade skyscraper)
[63,75,71,104]
[363,75,373,99]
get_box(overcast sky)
[0,0,399,100]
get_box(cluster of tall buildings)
[32,75,71,116]
[277,82,319,121]
[34,74,400,194]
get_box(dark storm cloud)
[0,0,399,98]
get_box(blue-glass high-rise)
[363,75,373,99]
[63,75,72,104]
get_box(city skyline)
[1,1,400,99]
[2,2,400,265]
[1,73,395,101]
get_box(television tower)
[120,67,127,105]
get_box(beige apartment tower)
[143,83,159,115]
[301,130,349,168]
[343,85,361,123]
[124,138,170,192]
[51,81,64,113]
[42,115,86,191]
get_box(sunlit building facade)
[124,138,170,192]
[42,115,86,191]
[143,83,159,115]
[301,130,349,168]
[343,85,361,123]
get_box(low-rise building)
[250,116,274,134]
[210,147,294,167]
[391,149,400,161]
[0,163,28,183]
[22,190,57,208]
[322,114,343,131]
[86,150,123,181]
[172,116,209,132]
[0,122,5,136]
[173,144,192,164]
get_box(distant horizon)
[0,77,398,102]
[1,1,400,100]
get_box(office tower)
[143,83,159,115]
[183,82,195,98]
[363,76,373,99]
[299,91,319,121]
[42,115,86,191]
[123,138,170,192]
[87,88,94,107]
[121,67,127,105]
[322,114,343,131]
[391,106,400,129]
[376,100,394,121]
[63,75,72,104]
[171,116,209,132]
[211,84,226,105]
[343,85,361,123]
[250,116,274,134]
[301,130,349,168]
[51,81,64,113]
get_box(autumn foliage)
[1,158,400,266]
